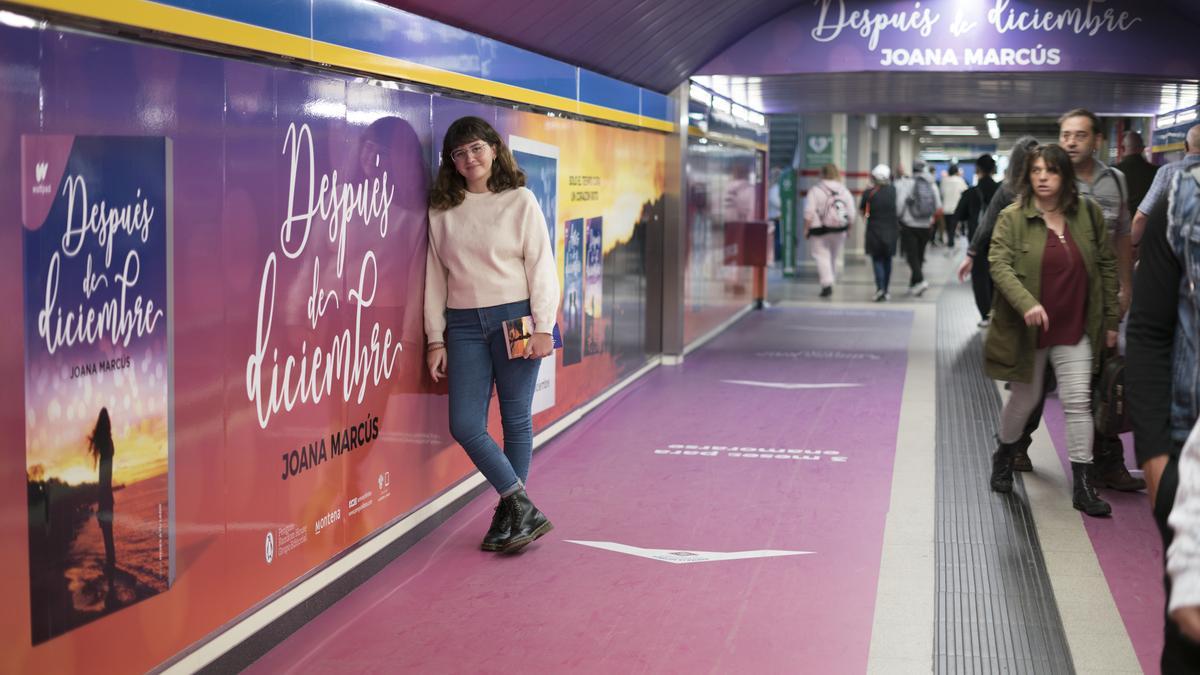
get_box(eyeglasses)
[451,142,490,163]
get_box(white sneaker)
[977,318,990,328]
[914,281,930,297]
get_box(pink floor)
[1043,397,1165,674]
[246,307,913,673]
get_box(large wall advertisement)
[683,140,761,346]
[0,20,664,673]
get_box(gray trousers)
[999,335,1094,463]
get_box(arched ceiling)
[388,0,1200,98]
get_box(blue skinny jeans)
[445,300,541,494]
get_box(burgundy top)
[1038,227,1088,349]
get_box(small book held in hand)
[502,316,563,359]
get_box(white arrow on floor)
[565,540,813,564]
[721,380,862,390]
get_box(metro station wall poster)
[21,135,174,645]
[0,18,665,673]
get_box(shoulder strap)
[1099,167,1126,209]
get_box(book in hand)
[502,316,563,359]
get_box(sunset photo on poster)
[22,136,172,644]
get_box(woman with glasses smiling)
[425,116,560,554]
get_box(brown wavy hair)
[1019,144,1080,217]
[428,116,525,211]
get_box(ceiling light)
[924,125,980,136]
[987,119,1001,139]
[899,124,910,132]
[1177,109,1198,124]
[985,113,997,120]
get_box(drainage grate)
[934,282,1074,674]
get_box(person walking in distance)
[425,116,560,554]
[804,163,855,298]
[954,154,1000,326]
[861,164,900,302]
[895,160,941,296]
[940,163,968,247]
[986,144,1119,517]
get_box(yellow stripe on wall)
[1152,142,1186,153]
[7,0,675,133]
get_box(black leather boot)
[990,439,1018,493]
[480,499,512,552]
[1091,435,1146,492]
[500,488,553,554]
[1071,462,1112,517]
[1011,435,1034,472]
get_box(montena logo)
[31,161,52,195]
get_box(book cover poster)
[584,217,604,355]
[510,136,559,412]
[21,136,173,644]
[561,218,584,366]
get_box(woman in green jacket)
[986,144,1120,517]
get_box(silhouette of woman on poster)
[88,408,116,572]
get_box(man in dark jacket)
[954,154,999,325]
[1115,131,1158,220]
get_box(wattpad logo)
[31,161,53,195]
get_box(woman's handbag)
[1093,349,1132,435]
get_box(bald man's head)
[1188,125,1200,155]
[1121,131,1145,155]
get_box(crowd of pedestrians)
[786,113,1200,671]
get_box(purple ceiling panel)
[377,0,797,92]
[380,0,1200,113]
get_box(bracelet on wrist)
[426,344,445,353]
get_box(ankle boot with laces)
[500,488,553,554]
[990,438,1019,493]
[1071,462,1112,517]
[480,499,512,552]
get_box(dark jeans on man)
[972,253,993,321]
[445,300,542,494]
[900,225,930,287]
[1153,450,1200,673]
[943,214,960,246]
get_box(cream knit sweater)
[424,187,560,343]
